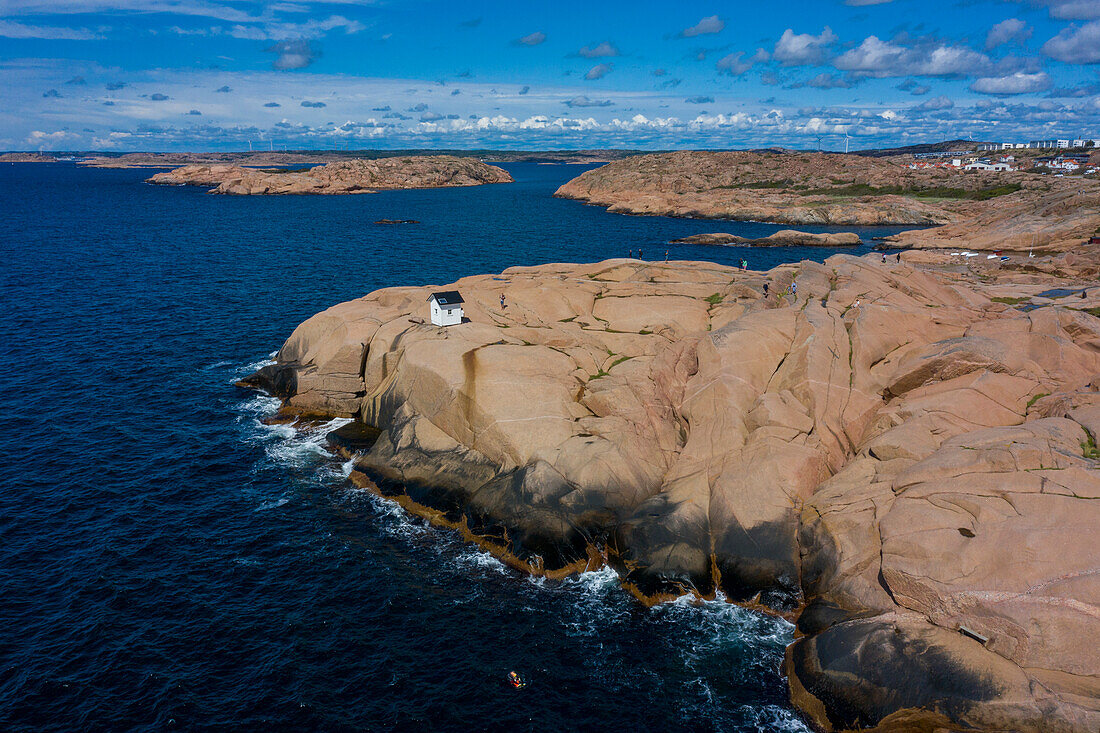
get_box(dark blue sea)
[0,161,909,732]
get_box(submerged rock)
[246,254,1100,732]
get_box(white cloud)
[1032,0,1100,21]
[0,19,101,38]
[679,15,724,38]
[834,36,992,77]
[716,49,768,76]
[1042,21,1100,64]
[773,27,837,66]
[514,31,546,46]
[970,71,1051,94]
[577,41,618,58]
[584,63,613,80]
[985,18,1030,49]
[914,95,954,111]
[265,39,318,70]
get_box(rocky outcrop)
[885,185,1100,253]
[147,156,513,194]
[672,230,860,247]
[244,253,1100,732]
[554,151,1100,252]
[0,152,56,162]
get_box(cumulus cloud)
[685,95,714,103]
[519,85,530,95]
[301,100,326,107]
[585,63,613,80]
[679,15,724,38]
[834,35,992,77]
[969,71,1052,94]
[216,85,231,93]
[420,112,444,121]
[408,102,428,112]
[773,27,837,65]
[1046,80,1100,97]
[716,49,769,75]
[564,95,613,107]
[105,82,126,90]
[65,76,86,85]
[1042,21,1100,64]
[150,93,169,100]
[42,88,60,98]
[577,41,619,58]
[266,39,318,70]
[371,105,390,111]
[915,95,953,111]
[985,18,1031,49]
[264,101,280,107]
[1033,0,1100,21]
[896,79,931,95]
[186,109,201,115]
[514,31,546,46]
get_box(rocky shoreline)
[241,250,1100,732]
[555,151,1100,253]
[147,155,513,195]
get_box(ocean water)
[0,161,909,731]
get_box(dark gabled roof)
[428,290,464,306]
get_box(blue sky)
[2,0,1098,151]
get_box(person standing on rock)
[638,249,644,260]
[882,253,887,263]
[500,293,506,310]
[664,249,669,262]
[763,282,769,297]
[628,249,633,259]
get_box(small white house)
[428,291,464,327]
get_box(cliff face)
[245,253,1100,732]
[146,155,513,194]
[554,151,1100,251]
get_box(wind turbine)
[845,131,850,154]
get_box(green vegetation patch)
[991,296,1029,305]
[1082,431,1100,460]
[799,182,1023,200]
[1026,392,1049,409]
[705,292,724,305]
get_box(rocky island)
[242,251,1099,732]
[147,155,513,195]
[555,150,1100,253]
[672,230,861,247]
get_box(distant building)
[912,151,961,159]
[965,160,1013,171]
[1030,139,1071,149]
[428,291,465,327]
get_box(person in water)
[508,671,526,689]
